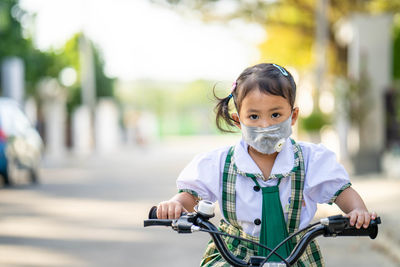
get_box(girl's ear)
[231,113,241,129]
[291,107,299,126]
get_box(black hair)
[214,63,297,133]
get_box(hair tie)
[272,64,288,76]
[227,81,237,99]
[230,81,237,92]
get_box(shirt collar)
[233,137,294,177]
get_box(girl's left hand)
[346,209,377,229]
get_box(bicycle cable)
[260,221,321,265]
[199,228,289,265]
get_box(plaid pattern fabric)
[178,189,202,201]
[200,220,259,267]
[201,139,324,267]
[287,139,303,237]
[328,182,352,205]
[221,146,242,229]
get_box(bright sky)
[20,0,265,82]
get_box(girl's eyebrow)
[246,107,284,113]
[268,107,284,112]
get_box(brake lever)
[172,213,198,233]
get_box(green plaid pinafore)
[200,139,324,267]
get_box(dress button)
[253,185,260,192]
[254,218,261,225]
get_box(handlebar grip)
[148,206,158,219]
[337,217,381,239]
[144,219,173,227]
[144,206,173,227]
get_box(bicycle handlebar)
[143,219,173,227]
[321,214,380,239]
[144,205,381,267]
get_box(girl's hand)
[157,200,188,219]
[346,209,377,229]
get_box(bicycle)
[144,200,381,267]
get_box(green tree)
[60,33,115,113]
[151,0,400,134]
[0,0,65,97]
[116,79,220,136]
[394,15,400,81]
[152,0,400,75]
[0,1,114,111]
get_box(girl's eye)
[249,114,259,120]
[271,113,281,119]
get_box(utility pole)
[79,34,96,112]
[1,57,25,106]
[76,33,96,153]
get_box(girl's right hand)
[157,200,188,219]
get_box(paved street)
[0,136,399,267]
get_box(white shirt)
[176,138,350,237]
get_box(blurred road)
[0,136,399,267]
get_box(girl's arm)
[157,192,198,219]
[334,187,377,229]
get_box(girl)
[157,63,376,266]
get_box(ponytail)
[213,85,238,133]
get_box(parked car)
[0,97,43,186]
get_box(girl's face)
[232,89,299,128]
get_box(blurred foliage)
[116,80,225,135]
[394,14,400,81]
[152,0,400,136]
[62,33,115,113]
[258,25,313,68]
[0,0,65,97]
[392,14,400,123]
[152,0,400,75]
[0,0,114,114]
[299,110,331,132]
[334,65,373,130]
[94,45,115,98]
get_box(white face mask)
[240,114,293,155]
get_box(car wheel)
[4,156,19,186]
[1,169,11,186]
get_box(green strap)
[251,177,261,187]
[251,176,282,188]
[287,140,305,238]
[222,146,241,228]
